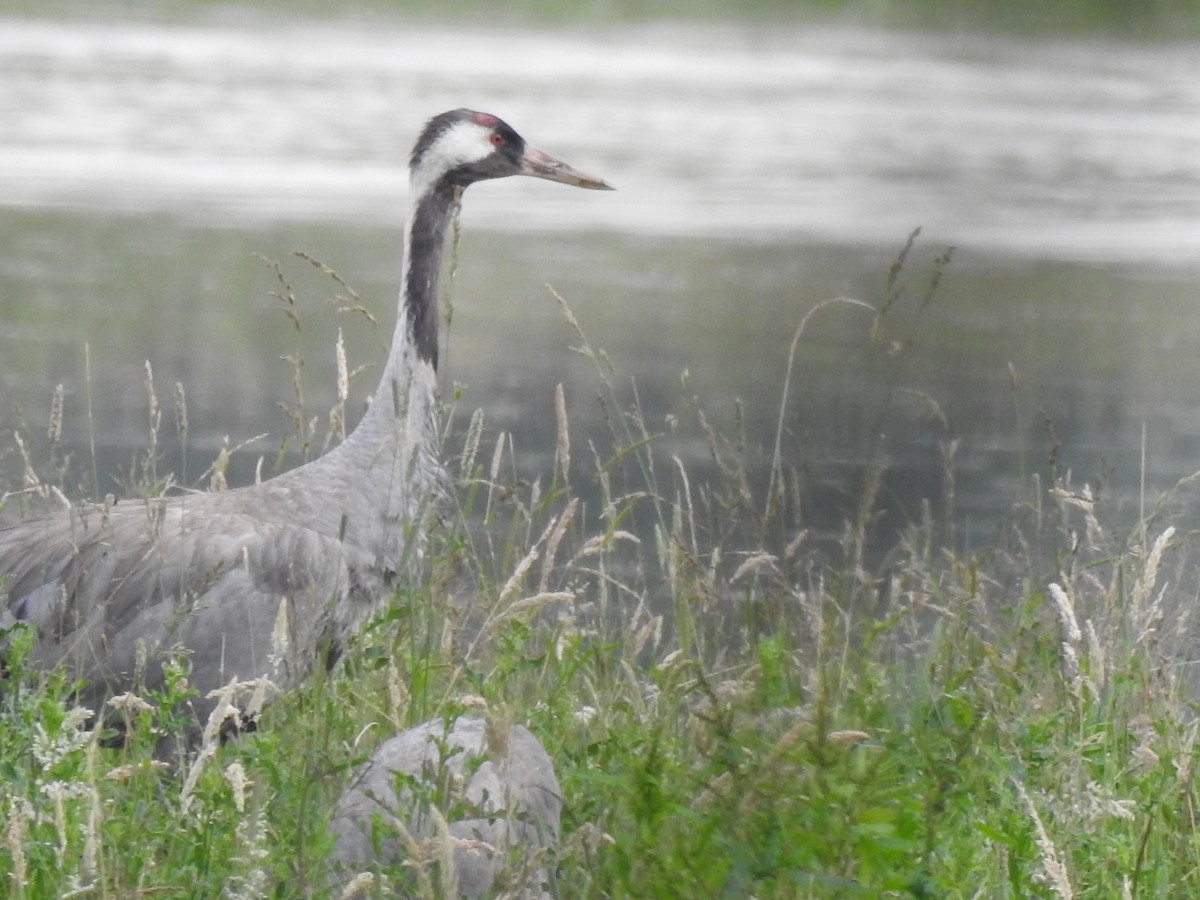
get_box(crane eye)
[489,132,505,146]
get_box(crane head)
[411,109,614,193]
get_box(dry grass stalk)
[1130,526,1173,647]
[460,408,484,478]
[555,382,570,486]
[539,497,577,593]
[1013,779,1073,900]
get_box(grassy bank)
[4,245,1200,897]
[5,0,1200,37]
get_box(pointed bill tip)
[520,145,615,191]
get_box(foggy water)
[2,12,1200,552]
[2,17,1198,257]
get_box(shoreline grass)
[4,246,1200,897]
[5,0,1198,40]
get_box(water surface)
[2,13,1199,554]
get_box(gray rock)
[328,716,562,898]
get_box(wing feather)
[1,493,386,721]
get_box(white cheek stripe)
[410,123,492,197]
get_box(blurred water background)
[1,2,1199,555]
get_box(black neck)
[403,180,461,370]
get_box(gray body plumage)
[0,302,441,723]
[0,109,610,727]
[2,500,368,715]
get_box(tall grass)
[13,0,1196,38]
[3,241,1200,897]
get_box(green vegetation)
[6,0,1200,37]
[4,240,1200,897]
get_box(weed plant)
[3,237,1200,897]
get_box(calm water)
[2,13,1200,553]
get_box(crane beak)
[520,145,615,190]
